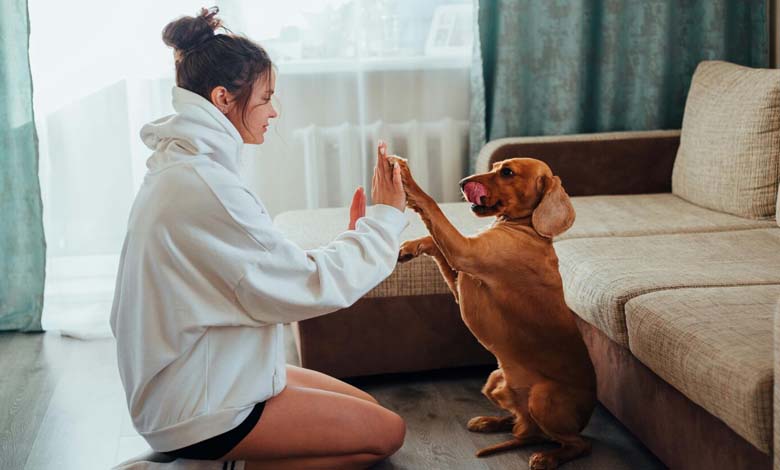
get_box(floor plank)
[23,337,125,470]
[0,333,70,470]
[370,379,492,469]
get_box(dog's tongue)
[463,182,488,205]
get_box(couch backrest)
[672,61,780,219]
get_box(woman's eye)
[500,167,514,176]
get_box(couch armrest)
[475,130,681,197]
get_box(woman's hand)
[348,186,366,230]
[371,140,406,212]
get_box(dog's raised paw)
[398,241,419,262]
[389,157,425,207]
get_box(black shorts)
[162,401,265,460]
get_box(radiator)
[294,119,470,209]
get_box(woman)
[110,7,407,469]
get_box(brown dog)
[391,156,596,470]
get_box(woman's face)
[223,70,278,145]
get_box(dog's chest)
[457,274,501,343]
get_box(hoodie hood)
[141,86,244,175]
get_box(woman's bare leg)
[222,385,405,469]
[243,453,387,470]
[285,365,377,403]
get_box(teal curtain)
[1,0,46,331]
[470,0,770,171]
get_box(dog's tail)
[475,439,525,457]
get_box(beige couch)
[275,61,780,469]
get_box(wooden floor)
[0,330,665,470]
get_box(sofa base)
[575,315,772,470]
[292,294,496,378]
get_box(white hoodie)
[110,86,409,452]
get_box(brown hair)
[162,7,273,128]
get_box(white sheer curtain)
[30,0,473,338]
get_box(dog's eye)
[500,167,514,177]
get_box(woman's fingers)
[375,141,382,172]
[348,186,365,230]
[376,140,385,171]
[371,162,379,203]
[377,140,391,186]
[358,186,366,218]
[372,139,406,211]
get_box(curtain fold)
[0,0,46,331]
[469,0,769,171]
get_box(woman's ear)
[531,175,575,239]
[210,86,231,114]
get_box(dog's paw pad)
[398,243,418,262]
[529,452,558,470]
[467,416,493,432]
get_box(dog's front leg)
[399,236,460,303]
[390,157,483,274]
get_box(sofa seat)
[555,228,780,347]
[274,195,775,299]
[562,193,776,240]
[625,285,780,453]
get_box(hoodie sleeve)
[200,169,409,325]
[236,204,408,324]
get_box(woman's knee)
[373,411,406,457]
[388,412,407,454]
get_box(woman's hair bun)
[162,6,224,59]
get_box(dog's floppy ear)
[531,175,575,239]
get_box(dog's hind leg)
[527,383,592,470]
[475,435,549,457]
[471,370,527,430]
[480,369,508,409]
[468,369,513,432]
[471,370,549,456]
[474,416,549,457]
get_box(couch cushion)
[625,285,779,453]
[556,228,780,347]
[561,193,775,240]
[671,61,780,219]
